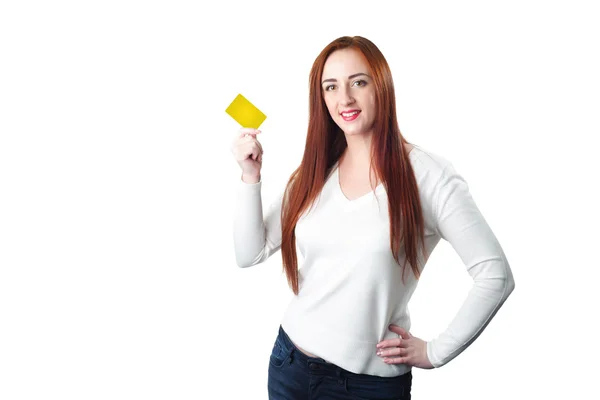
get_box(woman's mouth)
[341,110,361,121]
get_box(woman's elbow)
[503,268,516,298]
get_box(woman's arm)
[426,163,516,367]
[233,176,284,267]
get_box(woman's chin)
[342,128,369,137]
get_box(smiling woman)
[321,56,376,137]
[232,35,515,400]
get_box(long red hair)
[280,36,427,295]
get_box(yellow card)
[225,93,267,129]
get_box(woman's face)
[321,48,376,138]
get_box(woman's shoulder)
[409,144,454,179]
[407,145,459,223]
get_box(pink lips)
[341,110,361,121]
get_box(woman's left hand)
[376,324,434,369]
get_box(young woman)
[231,36,515,400]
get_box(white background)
[1,0,599,398]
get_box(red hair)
[280,36,427,295]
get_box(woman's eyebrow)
[321,72,371,85]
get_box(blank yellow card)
[225,94,267,129]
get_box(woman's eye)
[324,80,365,91]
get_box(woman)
[231,36,515,400]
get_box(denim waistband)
[277,324,330,363]
[276,325,411,382]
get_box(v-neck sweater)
[233,146,515,377]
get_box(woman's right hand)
[230,127,264,178]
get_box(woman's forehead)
[322,49,369,78]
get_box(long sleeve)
[233,177,284,267]
[426,163,515,368]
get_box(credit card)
[225,93,267,129]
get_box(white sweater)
[233,146,515,377]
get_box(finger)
[253,144,263,160]
[238,128,261,138]
[376,340,391,349]
[394,327,412,340]
[245,140,263,157]
[378,346,406,357]
[243,134,263,153]
[243,132,260,141]
[377,338,401,350]
[387,324,411,339]
[383,356,409,364]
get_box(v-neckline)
[334,146,419,203]
[334,166,384,203]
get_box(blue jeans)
[268,325,412,400]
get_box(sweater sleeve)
[233,176,285,268]
[426,163,515,368]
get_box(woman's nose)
[339,87,355,105]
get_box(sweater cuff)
[426,341,442,368]
[238,176,262,187]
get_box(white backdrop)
[1,0,599,399]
